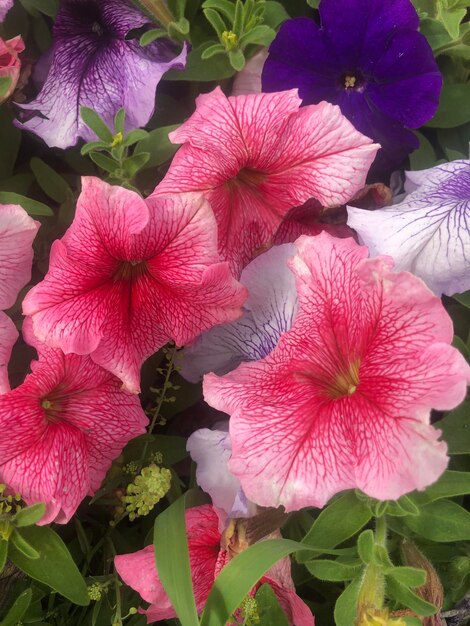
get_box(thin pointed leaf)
[0,192,53,216]
[10,530,40,560]
[13,503,46,527]
[80,107,114,142]
[0,588,33,626]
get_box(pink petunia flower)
[0,204,39,310]
[115,504,314,626]
[0,312,17,394]
[0,36,24,104]
[204,232,470,512]
[23,178,246,393]
[0,321,148,524]
[155,87,379,274]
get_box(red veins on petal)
[0,336,148,524]
[156,87,379,274]
[204,232,470,512]
[23,177,246,393]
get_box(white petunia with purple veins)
[180,244,298,383]
[15,0,187,148]
[347,160,470,296]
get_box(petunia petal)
[348,160,470,295]
[204,232,470,511]
[181,244,297,382]
[0,0,13,22]
[0,312,17,394]
[0,204,40,310]
[16,0,187,148]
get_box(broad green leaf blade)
[357,530,375,564]
[200,538,313,626]
[13,502,46,527]
[426,83,470,128]
[438,401,470,454]
[299,492,371,562]
[80,107,114,142]
[30,158,71,203]
[255,583,289,626]
[412,470,470,504]
[8,525,89,606]
[0,588,33,626]
[404,499,470,542]
[135,124,180,168]
[306,559,362,581]
[385,566,427,588]
[386,577,437,616]
[0,192,53,216]
[333,578,361,626]
[153,496,199,626]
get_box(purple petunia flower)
[15,0,187,148]
[0,0,13,22]
[261,0,442,177]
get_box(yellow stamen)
[344,75,357,88]
[328,359,360,399]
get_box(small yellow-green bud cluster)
[87,582,104,601]
[123,461,141,475]
[358,608,406,626]
[221,30,238,51]
[150,451,163,464]
[240,596,260,625]
[0,484,22,540]
[122,464,171,521]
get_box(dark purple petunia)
[16,0,187,148]
[261,0,442,177]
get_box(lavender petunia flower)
[181,244,298,383]
[0,0,13,21]
[347,160,470,296]
[16,0,187,148]
[261,0,442,177]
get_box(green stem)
[375,514,387,547]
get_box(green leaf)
[409,131,437,169]
[8,525,89,606]
[80,107,114,142]
[357,529,375,564]
[404,499,470,542]
[30,158,72,204]
[204,7,228,37]
[439,6,466,39]
[0,192,53,216]
[165,43,235,81]
[201,43,226,59]
[10,530,40,560]
[135,124,180,168]
[438,401,470,454]
[299,492,372,562]
[333,578,361,626]
[239,25,276,47]
[140,28,168,45]
[229,49,246,71]
[19,0,57,16]
[255,583,289,626]
[0,539,7,574]
[306,559,362,581]
[386,577,437,616]
[114,108,126,134]
[263,1,289,28]
[89,152,119,175]
[154,496,199,626]
[426,83,470,128]
[122,152,150,177]
[453,290,470,308]
[385,566,427,588]
[0,109,21,180]
[121,129,149,148]
[202,0,236,22]
[200,538,315,626]
[412,470,470,504]
[387,495,420,517]
[80,140,110,156]
[0,588,33,626]
[0,77,12,100]
[13,503,46,527]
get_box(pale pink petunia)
[115,504,314,626]
[204,232,470,512]
[0,311,18,394]
[156,87,379,274]
[23,178,246,393]
[0,204,40,310]
[0,320,148,524]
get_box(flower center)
[327,359,360,399]
[113,260,148,282]
[227,168,267,191]
[342,72,364,91]
[344,75,357,88]
[41,396,64,423]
